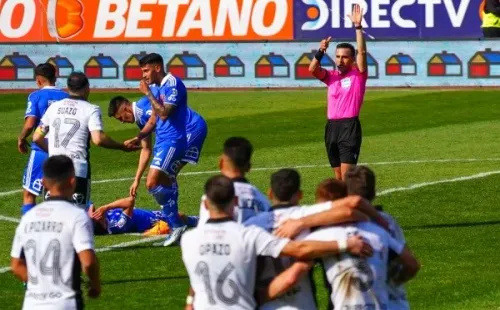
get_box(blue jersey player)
[87,196,199,235]
[122,53,196,246]
[17,63,68,215]
[107,95,207,197]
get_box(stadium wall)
[0,41,499,89]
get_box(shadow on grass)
[404,220,500,230]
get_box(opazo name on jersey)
[57,107,77,115]
[25,221,64,233]
[199,243,231,256]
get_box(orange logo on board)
[47,0,84,40]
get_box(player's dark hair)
[336,43,356,57]
[271,169,301,202]
[43,155,75,183]
[315,178,347,202]
[139,53,164,67]
[108,96,129,117]
[67,72,89,93]
[223,137,253,171]
[345,165,376,202]
[93,220,108,235]
[35,63,57,83]
[204,175,235,211]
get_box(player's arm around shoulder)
[388,236,420,285]
[280,229,373,261]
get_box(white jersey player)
[306,221,419,310]
[377,207,410,310]
[33,72,138,209]
[199,177,271,224]
[181,175,371,310]
[244,169,372,310]
[197,137,271,225]
[10,155,101,310]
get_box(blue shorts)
[184,124,208,164]
[150,143,186,176]
[22,150,48,196]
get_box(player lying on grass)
[87,196,199,236]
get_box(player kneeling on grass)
[87,196,199,236]
[181,175,372,310]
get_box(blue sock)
[149,185,184,229]
[21,203,36,216]
[185,216,199,227]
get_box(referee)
[308,4,368,180]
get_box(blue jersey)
[106,208,164,234]
[133,95,206,132]
[150,74,188,145]
[25,86,69,152]
[133,96,152,130]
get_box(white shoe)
[163,225,187,247]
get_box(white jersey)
[10,198,95,310]
[181,218,289,310]
[40,98,104,178]
[198,178,271,225]
[305,222,405,310]
[245,202,332,310]
[379,211,409,310]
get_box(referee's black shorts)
[324,117,362,168]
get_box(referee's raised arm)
[313,4,369,180]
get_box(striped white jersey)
[379,211,409,310]
[40,97,103,178]
[10,198,95,310]
[244,202,332,310]
[198,178,271,225]
[181,218,289,310]
[305,222,404,310]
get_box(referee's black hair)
[43,155,75,183]
[67,72,89,93]
[336,43,356,57]
[223,137,253,171]
[344,165,376,202]
[271,169,301,202]
[35,63,57,83]
[139,53,164,67]
[204,175,235,211]
[108,96,130,117]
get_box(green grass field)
[0,89,500,309]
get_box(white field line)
[0,215,20,223]
[1,158,500,197]
[2,166,500,274]
[377,170,500,196]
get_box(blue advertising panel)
[294,0,483,40]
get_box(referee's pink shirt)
[321,67,368,120]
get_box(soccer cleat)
[162,225,187,247]
[143,221,170,236]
